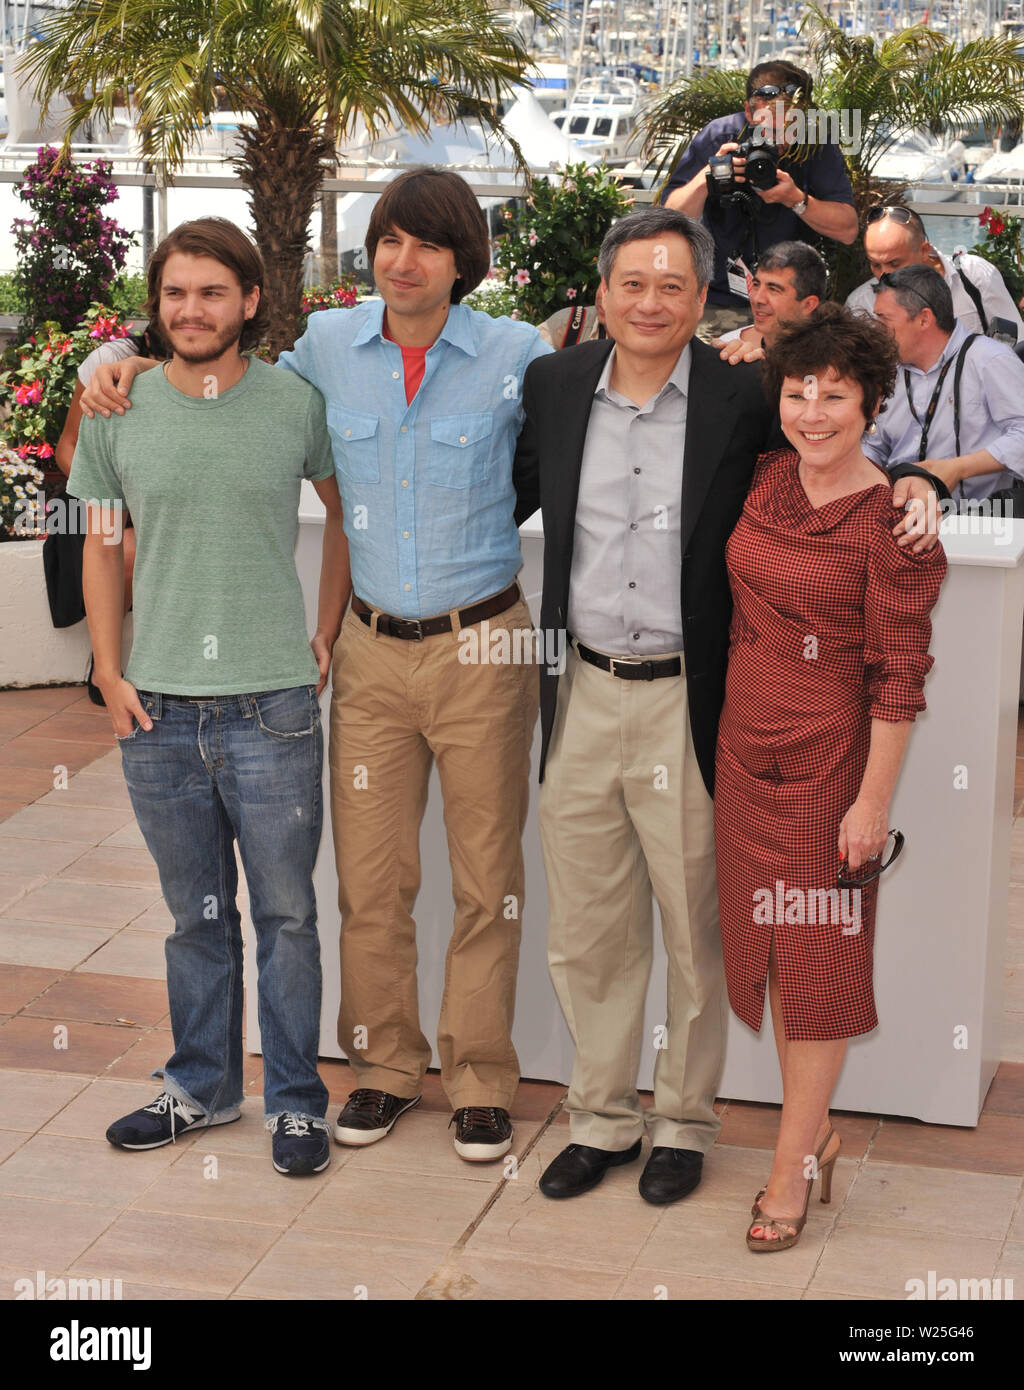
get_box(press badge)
[726,256,753,300]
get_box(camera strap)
[951,251,989,335]
[904,334,978,460]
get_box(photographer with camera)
[661,62,857,341]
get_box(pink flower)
[89,314,125,340]
[514,268,531,287]
[37,442,54,458]
[563,179,577,192]
[15,379,43,405]
[528,230,538,246]
[566,287,577,300]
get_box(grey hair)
[873,264,954,333]
[597,207,715,290]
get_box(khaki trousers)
[329,593,538,1109]
[539,645,727,1152]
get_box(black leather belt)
[573,639,682,681]
[352,583,519,641]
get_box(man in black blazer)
[513,207,936,1205]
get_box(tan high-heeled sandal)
[751,1123,837,1216]
[747,1128,840,1253]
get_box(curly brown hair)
[761,302,899,423]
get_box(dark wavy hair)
[365,168,490,303]
[144,217,268,352]
[762,302,899,423]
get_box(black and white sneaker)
[450,1107,514,1161]
[106,1091,224,1149]
[267,1114,331,1175]
[333,1089,421,1145]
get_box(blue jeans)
[118,686,329,1122]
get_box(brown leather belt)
[352,583,520,641]
[573,638,682,681]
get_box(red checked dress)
[714,448,946,1041]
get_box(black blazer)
[513,335,781,799]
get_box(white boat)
[549,75,642,164]
[873,129,968,202]
[969,142,1024,206]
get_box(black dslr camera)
[706,130,780,207]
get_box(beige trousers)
[329,594,538,1110]
[539,644,727,1152]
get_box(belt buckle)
[398,617,424,641]
[614,661,655,683]
[611,656,653,681]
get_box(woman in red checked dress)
[714,305,946,1253]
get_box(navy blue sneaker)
[106,1091,222,1149]
[267,1113,331,1175]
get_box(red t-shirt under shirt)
[382,314,427,405]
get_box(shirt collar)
[595,342,691,403]
[350,297,478,357]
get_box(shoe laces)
[265,1113,328,1136]
[454,1106,501,1132]
[347,1089,390,1116]
[143,1091,198,1143]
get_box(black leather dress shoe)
[539,1139,643,1199]
[638,1146,703,1205]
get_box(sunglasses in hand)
[836,829,905,889]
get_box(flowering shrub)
[969,207,1024,304]
[462,274,520,320]
[492,163,632,323]
[0,450,46,540]
[301,276,359,314]
[11,147,133,332]
[0,305,131,505]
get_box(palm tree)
[20,0,553,356]
[641,6,1024,299]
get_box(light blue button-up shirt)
[279,297,551,618]
[863,319,1024,501]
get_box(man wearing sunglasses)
[661,61,857,342]
[869,265,1024,501]
[847,205,1023,341]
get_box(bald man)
[846,205,1023,340]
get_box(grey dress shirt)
[568,343,690,656]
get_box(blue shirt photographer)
[659,112,855,308]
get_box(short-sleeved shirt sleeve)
[67,414,125,509]
[863,505,947,721]
[77,337,140,388]
[303,386,335,481]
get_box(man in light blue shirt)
[278,274,543,618]
[279,169,551,1163]
[868,265,1024,502]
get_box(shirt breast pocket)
[327,406,380,483]
[428,412,494,489]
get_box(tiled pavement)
[0,683,1022,1301]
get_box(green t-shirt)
[68,356,335,695]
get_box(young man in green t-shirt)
[68,218,350,1175]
